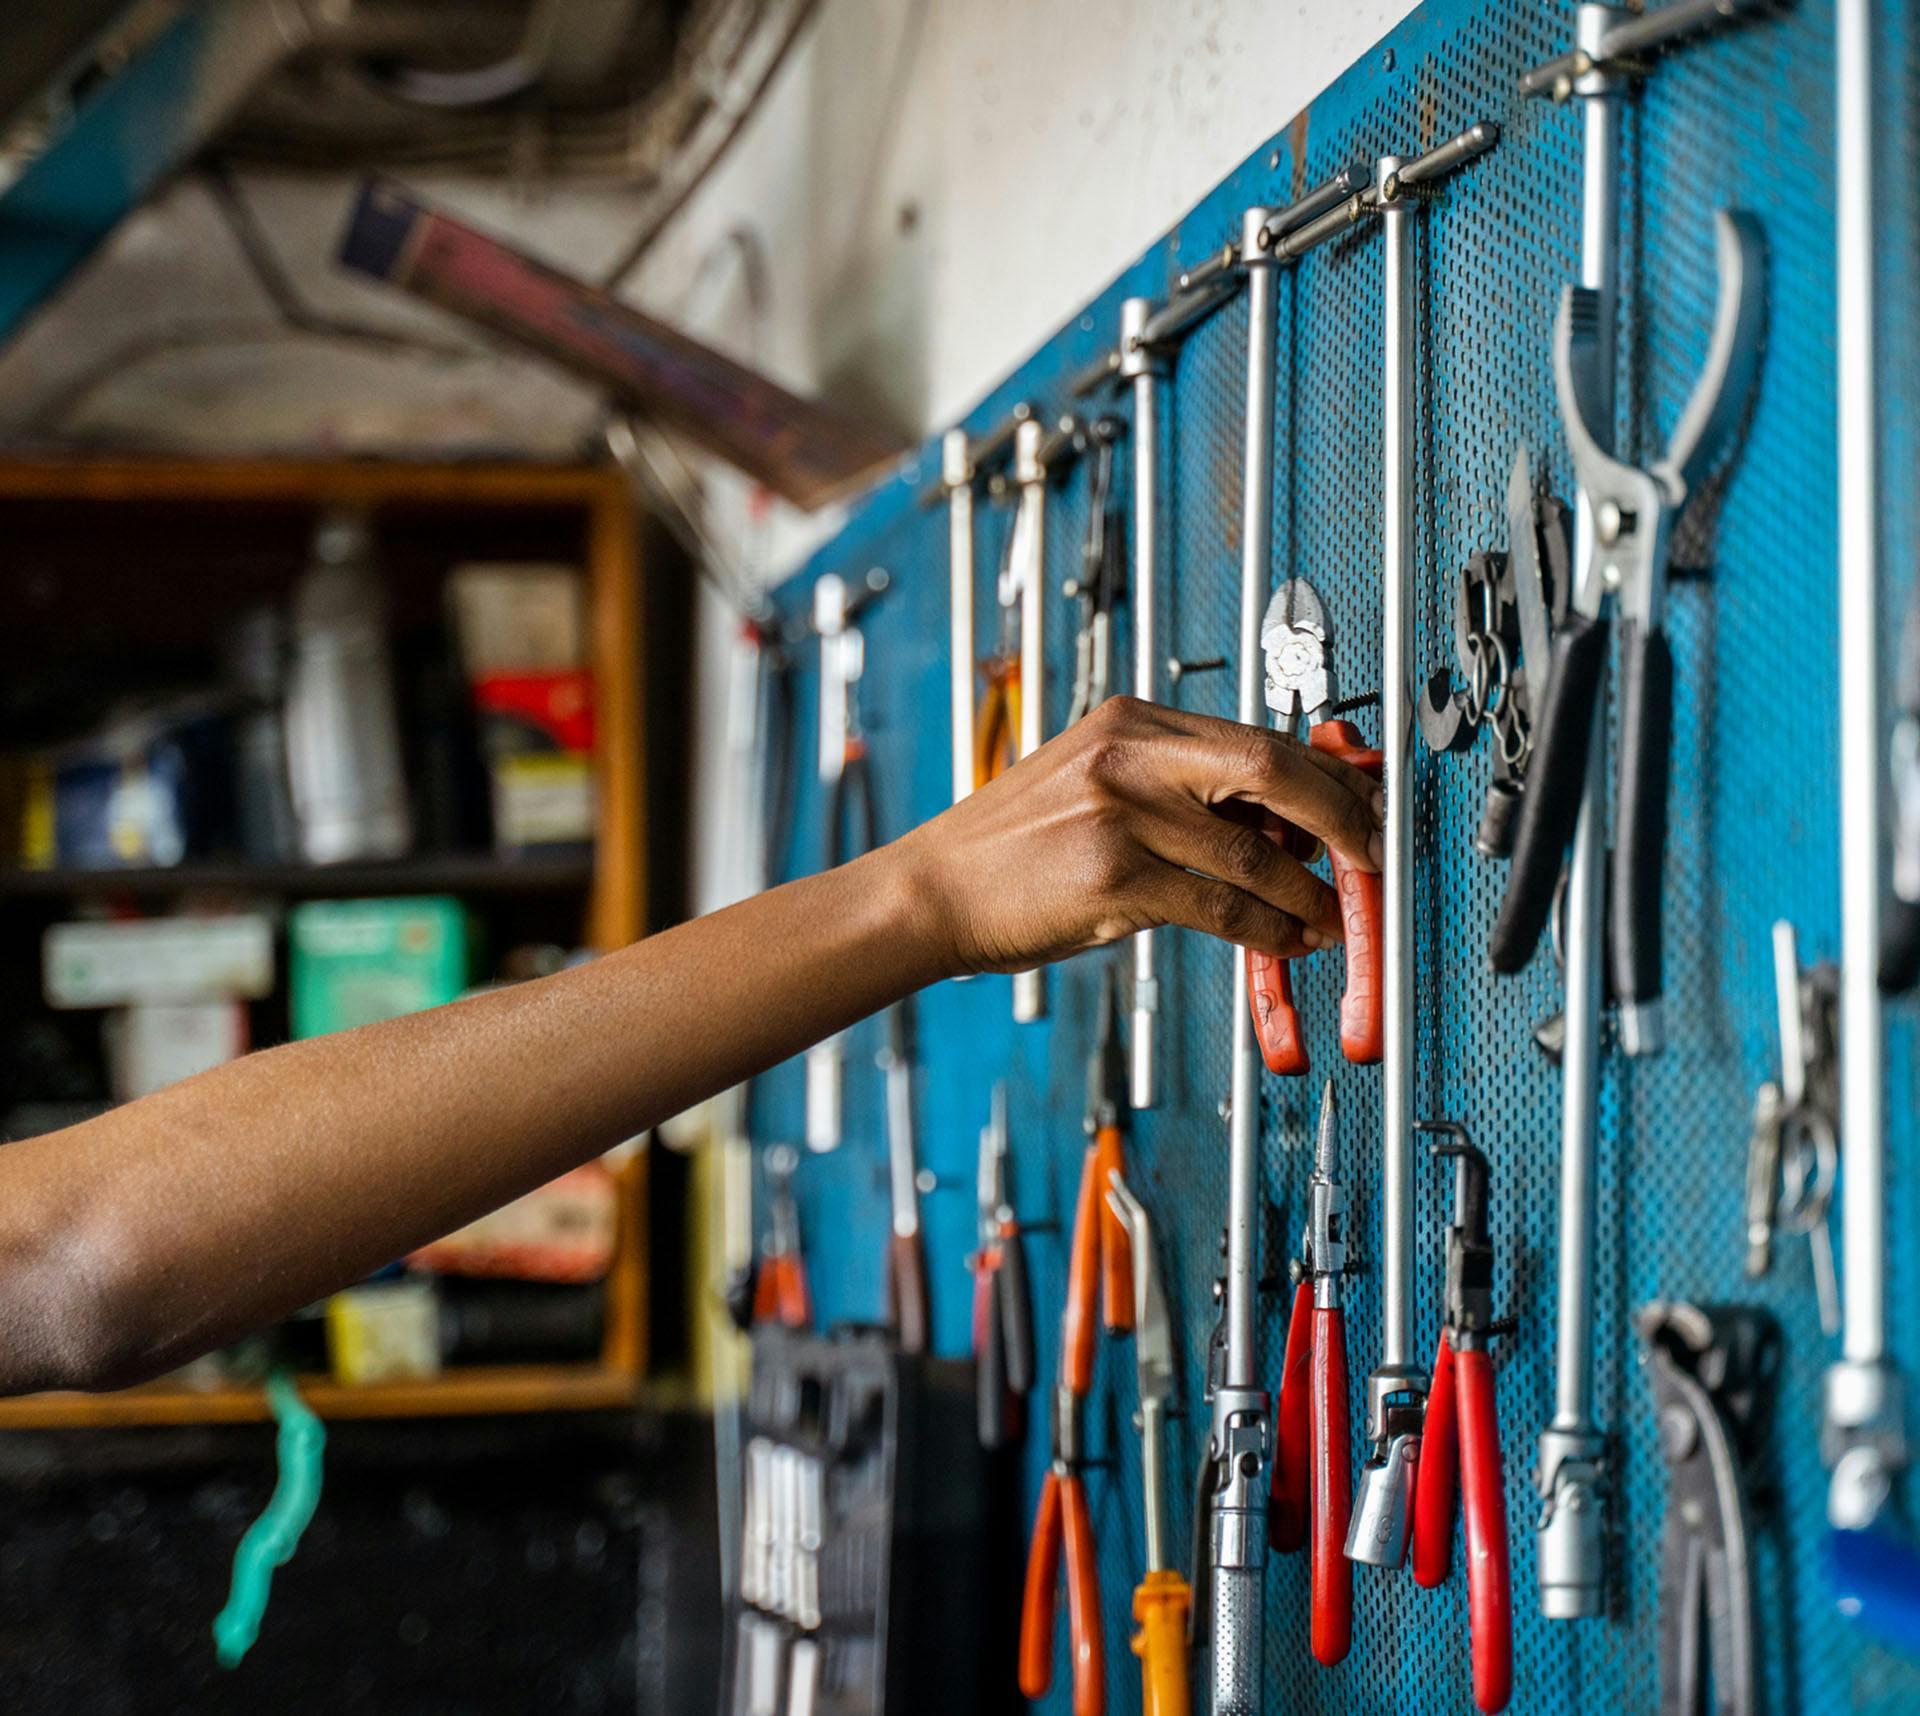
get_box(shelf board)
[0,853,593,903]
[0,1362,641,1429]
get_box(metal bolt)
[1596,499,1625,543]
[1168,654,1229,684]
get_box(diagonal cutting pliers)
[1246,580,1384,1075]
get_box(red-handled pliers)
[1244,580,1384,1076]
[1410,1123,1512,1714]
[1267,1079,1354,1666]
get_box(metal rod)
[1176,243,1237,293]
[1396,121,1500,188]
[1379,158,1416,1374]
[1227,221,1275,1387]
[1013,417,1048,1023]
[1536,1,1621,1623]
[1599,0,1766,62]
[1142,1396,1169,1570]
[1834,0,1884,1375]
[1259,160,1371,249]
[945,428,975,807]
[1122,295,1162,1109]
[1139,276,1241,350]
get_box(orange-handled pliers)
[749,1145,810,1330]
[1410,1124,1512,1714]
[1267,1079,1354,1667]
[1244,578,1385,1076]
[1019,1134,1106,1714]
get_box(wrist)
[863,833,968,985]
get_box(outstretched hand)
[893,695,1386,977]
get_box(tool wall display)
[750,0,1920,1709]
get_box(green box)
[289,898,470,1039]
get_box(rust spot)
[1288,109,1312,200]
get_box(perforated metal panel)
[752,0,1920,1710]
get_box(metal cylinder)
[1227,208,1276,1387]
[1122,296,1163,1108]
[1208,1563,1263,1715]
[1379,160,1416,1374]
[1834,0,1884,1374]
[944,428,976,807]
[1013,418,1049,1023]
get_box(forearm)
[1,846,949,1393]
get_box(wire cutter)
[1246,580,1385,1075]
[972,1082,1036,1450]
[1104,1170,1190,1716]
[974,491,1026,787]
[1020,979,1137,1714]
[1410,1124,1512,1714]
[1636,1301,1781,1716]
[1266,1078,1353,1666]
[1491,211,1766,1055]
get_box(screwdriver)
[1105,1170,1191,1716]
[973,1083,1036,1448]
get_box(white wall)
[659,0,1417,913]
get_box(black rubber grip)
[1490,615,1609,972]
[1881,893,1920,995]
[998,1227,1036,1395]
[1609,622,1673,1009]
[976,1270,1009,1449]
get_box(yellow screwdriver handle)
[1130,1568,1192,1716]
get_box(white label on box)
[106,1002,247,1101]
[44,914,275,1008]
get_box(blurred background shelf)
[0,1362,644,1430]
[0,854,595,902]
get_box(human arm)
[0,696,1382,1393]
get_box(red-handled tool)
[1087,972,1136,1332]
[750,1145,811,1330]
[1244,580,1385,1075]
[972,1083,1036,1449]
[1409,1123,1512,1714]
[1019,1127,1107,1714]
[1267,1079,1354,1665]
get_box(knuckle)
[1218,821,1273,888]
[1205,883,1259,942]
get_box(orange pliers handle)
[1245,721,1385,1074]
[1020,1467,1103,1713]
[1019,1141,1110,1711]
[975,658,1020,789]
[750,1251,810,1330]
[1269,1279,1314,1552]
[1411,1333,1512,1711]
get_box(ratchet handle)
[1094,1124,1134,1333]
[1610,620,1671,1027]
[1269,1280,1314,1553]
[1063,1144,1104,1396]
[1491,614,1609,973]
[1208,1563,1264,1716]
[1412,1333,1458,1589]
[1311,1304,1353,1666]
[1020,1472,1064,1699]
[886,1230,929,1355]
[1456,1347,1512,1714]
[1132,1569,1193,1716]
[1310,722,1385,1065]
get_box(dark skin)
[0,697,1383,1396]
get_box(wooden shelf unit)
[0,456,652,1429]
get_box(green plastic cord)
[212,1369,326,1668]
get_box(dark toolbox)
[726,1327,991,1716]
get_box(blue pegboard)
[749,0,1920,1710]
